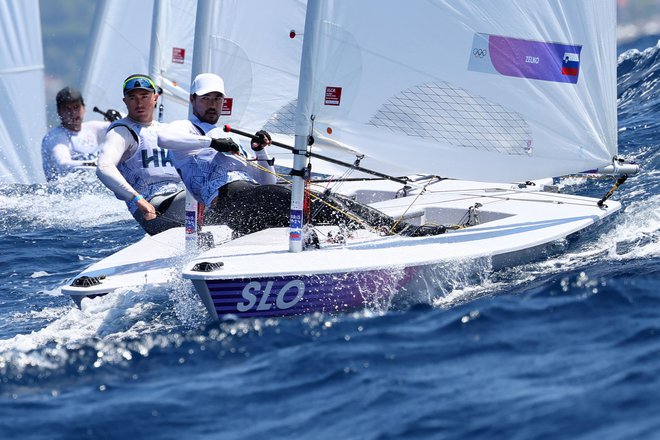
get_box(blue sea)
[1,39,659,440]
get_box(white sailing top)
[96,117,181,213]
[41,120,109,181]
[158,115,276,206]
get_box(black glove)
[210,137,240,153]
[105,109,122,122]
[251,130,271,151]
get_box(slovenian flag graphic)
[562,52,580,76]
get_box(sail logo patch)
[221,97,233,116]
[562,52,580,76]
[468,33,582,84]
[325,87,342,106]
[172,47,185,64]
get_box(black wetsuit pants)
[205,181,399,236]
[133,189,186,235]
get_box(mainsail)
[200,0,306,135]
[81,0,306,136]
[148,0,196,120]
[0,0,47,184]
[300,0,618,182]
[80,0,197,122]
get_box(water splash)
[0,173,130,231]
[168,273,211,329]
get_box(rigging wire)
[149,149,629,248]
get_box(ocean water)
[1,40,659,440]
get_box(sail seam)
[0,65,45,74]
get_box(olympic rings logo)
[473,48,487,58]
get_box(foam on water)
[167,271,212,329]
[0,172,130,230]
[0,285,175,373]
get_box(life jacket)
[41,125,99,180]
[109,118,181,203]
[178,117,252,206]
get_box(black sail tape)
[291,147,311,177]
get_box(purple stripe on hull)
[212,290,347,306]
[203,267,418,319]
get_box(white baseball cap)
[191,73,225,96]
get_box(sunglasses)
[123,76,157,94]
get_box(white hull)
[182,181,620,319]
[62,225,232,307]
[60,177,428,306]
[62,175,418,306]
[60,177,413,306]
[62,178,566,308]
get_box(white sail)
[81,0,306,133]
[0,0,47,184]
[80,0,153,118]
[203,0,306,135]
[80,0,196,122]
[303,0,618,182]
[149,0,197,121]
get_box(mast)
[191,0,214,88]
[148,0,165,121]
[289,1,321,253]
[185,0,216,251]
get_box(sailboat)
[180,0,639,320]
[63,0,311,306]
[0,0,47,184]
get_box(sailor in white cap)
[157,73,277,223]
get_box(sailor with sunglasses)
[96,74,185,235]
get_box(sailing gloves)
[104,109,122,122]
[210,137,240,153]
[210,130,270,153]
[251,130,271,151]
